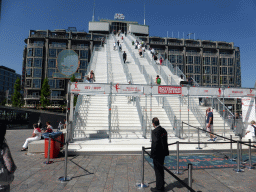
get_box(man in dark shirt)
[123,51,127,63]
[206,108,217,141]
[150,117,169,192]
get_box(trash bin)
[44,132,63,159]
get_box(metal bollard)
[229,135,235,161]
[188,163,193,192]
[196,128,202,149]
[44,137,53,164]
[247,139,254,170]
[175,141,183,174]
[136,147,148,188]
[233,141,244,172]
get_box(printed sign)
[225,88,255,97]
[158,86,182,94]
[112,84,143,94]
[114,13,125,20]
[70,83,105,93]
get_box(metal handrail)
[136,96,146,137]
[106,38,113,83]
[111,105,120,138]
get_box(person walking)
[119,43,122,51]
[113,42,116,50]
[156,75,161,85]
[245,120,256,146]
[123,51,127,64]
[206,108,217,141]
[159,57,163,65]
[0,121,16,191]
[150,117,169,192]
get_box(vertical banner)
[242,97,255,129]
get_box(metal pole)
[188,163,193,192]
[182,121,184,138]
[175,141,183,174]
[188,87,190,142]
[196,128,202,149]
[108,83,112,143]
[136,147,148,188]
[44,137,53,164]
[223,89,225,138]
[229,135,235,161]
[150,83,152,138]
[247,139,254,170]
[234,141,244,172]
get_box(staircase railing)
[84,47,98,81]
[135,96,147,138]
[106,39,113,83]
[111,105,120,138]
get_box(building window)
[223,76,228,84]
[26,69,32,77]
[56,80,64,89]
[34,58,42,67]
[186,65,193,73]
[51,90,61,97]
[212,76,218,84]
[80,50,88,59]
[48,79,55,88]
[80,60,88,69]
[228,67,233,75]
[170,55,176,63]
[211,57,217,65]
[34,68,42,77]
[28,48,33,57]
[57,49,63,56]
[27,58,33,67]
[228,58,233,66]
[221,67,227,75]
[195,66,201,74]
[33,79,41,88]
[25,79,31,87]
[194,56,200,65]
[203,66,211,74]
[48,59,56,68]
[220,58,227,66]
[49,49,56,57]
[35,48,43,57]
[194,75,201,83]
[186,56,193,64]
[203,57,210,65]
[48,69,55,78]
[203,75,211,84]
[229,77,234,84]
[177,65,184,73]
[177,55,183,64]
[212,67,218,74]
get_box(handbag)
[0,147,15,185]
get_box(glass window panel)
[195,75,201,83]
[51,90,61,96]
[49,49,56,57]
[80,60,88,69]
[56,80,64,88]
[80,50,88,59]
[26,69,32,77]
[34,68,42,77]
[212,67,218,74]
[33,79,41,88]
[204,57,210,65]
[57,49,63,56]
[212,76,218,84]
[27,58,33,67]
[34,58,42,67]
[186,56,193,64]
[34,48,43,57]
[228,58,233,66]
[28,48,33,57]
[48,79,55,88]
[194,56,200,64]
[186,65,193,73]
[203,66,211,74]
[223,76,228,84]
[211,57,217,65]
[195,66,201,74]
[221,67,227,75]
[48,69,55,78]
[25,79,31,87]
[228,67,233,75]
[221,58,227,66]
[177,55,183,64]
[177,65,184,73]
[170,55,176,63]
[48,59,56,68]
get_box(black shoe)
[150,187,165,192]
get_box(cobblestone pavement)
[5,129,256,192]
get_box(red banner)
[158,86,182,94]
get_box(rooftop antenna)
[144,2,146,25]
[92,0,95,22]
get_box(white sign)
[242,97,255,130]
[114,13,125,20]
[70,83,106,94]
[112,84,143,94]
[182,87,222,97]
[225,88,255,97]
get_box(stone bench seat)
[28,140,45,153]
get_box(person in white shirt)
[113,42,116,50]
[21,124,42,151]
[245,120,256,144]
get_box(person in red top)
[45,121,53,133]
[21,124,42,151]
[159,57,163,65]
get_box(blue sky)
[0,0,256,87]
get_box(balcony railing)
[186,52,200,56]
[71,45,88,50]
[28,43,44,47]
[72,36,91,40]
[218,45,233,49]
[202,44,216,48]
[49,44,67,48]
[168,42,183,46]
[49,35,68,39]
[30,34,46,38]
[24,95,40,99]
[150,41,165,45]
[185,43,200,47]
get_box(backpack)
[0,148,15,186]
[157,78,161,85]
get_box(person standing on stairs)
[117,40,120,47]
[113,42,116,50]
[206,108,217,141]
[123,51,127,63]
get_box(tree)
[12,78,22,107]
[40,78,50,108]
[70,74,78,106]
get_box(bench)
[28,140,45,153]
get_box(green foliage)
[1,99,6,106]
[74,95,78,106]
[70,74,76,82]
[40,78,50,108]
[12,78,23,107]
